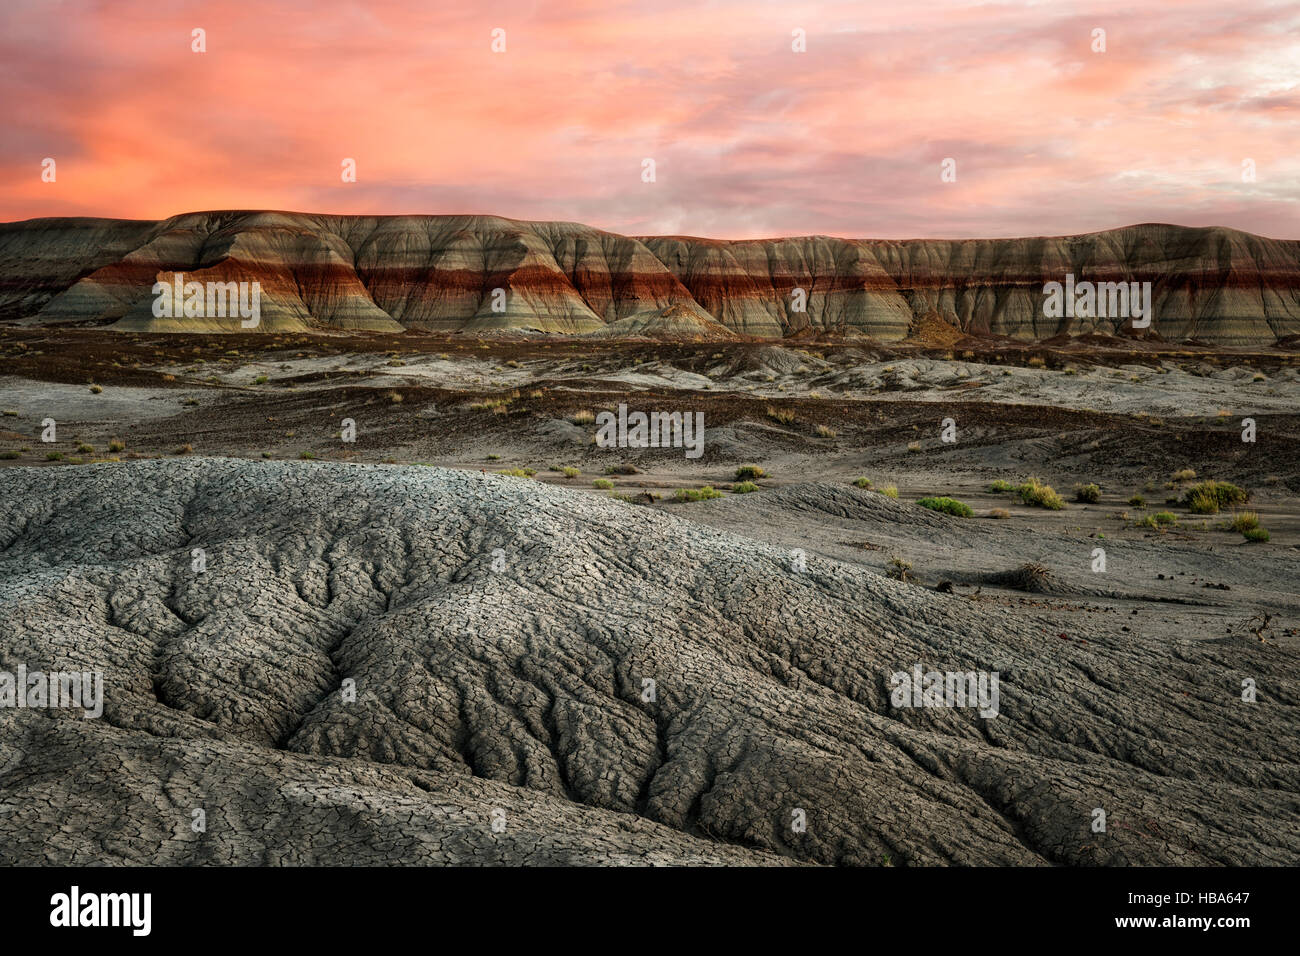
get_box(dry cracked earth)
[1,458,1298,866]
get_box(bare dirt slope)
[1,460,1297,865]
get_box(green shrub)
[1016,478,1065,510]
[0,451,19,460]
[592,478,614,490]
[108,439,125,453]
[988,479,1014,493]
[1137,511,1178,529]
[561,466,580,479]
[735,464,767,481]
[497,467,536,478]
[1226,511,1259,533]
[880,485,899,499]
[916,496,974,517]
[1171,468,1197,482]
[46,451,63,461]
[674,486,724,502]
[299,451,315,460]
[1127,495,1145,508]
[1182,480,1247,514]
[732,481,759,494]
[853,477,872,489]
[1243,527,1270,543]
[1073,483,1101,504]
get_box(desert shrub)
[766,406,796,425]
[853,477,872,489]
[674,486,724,502]
[1226,511,1259,533]
[886,557,913,581]
[561,466,580,479]
[1016,478,1065,510]
[988,479,1014,493]
[1243,527,1270,543]
[0,451,20,460]
[1183,480,1247,513]
[1,410,16,417]
[592,478,614,490]
[76,443,94,454]
[815,424,837,438]
[988,508,1010,519]
[88,384,102,394]
[732,481,759,494]
[1073,483,1101,503]
[175,444,193,455]
[880,485,899,499]
[917,496,974,517]
[254,375,268,384]
[108,439,125,452]
[605,464,640,475]
[388,391,404,404]
[735,464,767,481]
[1027,356,1046,368]
[1171,468,1197,482]
[497,467,536,478]
[45,452,63,461]
[906,441,922,453]
[1127,495,1145,508]
[570,410,595,424]
[1136,511,1178,529]
[299,451,315,460]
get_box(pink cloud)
[0,0,1296,238]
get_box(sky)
[1,0,1297,239]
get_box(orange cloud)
[1,0,1296,238]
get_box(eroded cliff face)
[1,211,1296,344]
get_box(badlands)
[0,213,1298,865]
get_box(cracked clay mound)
[1,459,1298,865]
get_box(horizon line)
[3,210,1296,245]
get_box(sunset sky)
[2,0,1297,238]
